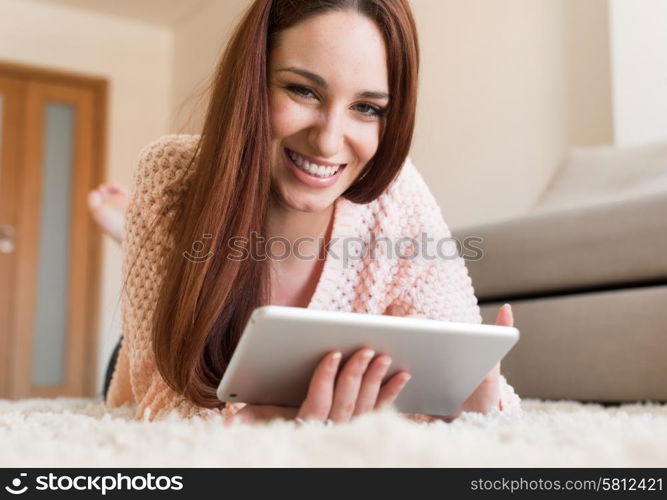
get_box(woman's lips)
[284,148,346,189]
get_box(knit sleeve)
[106,135,242,422]
[385,159,522,415]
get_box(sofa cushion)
[455,191,667,300]
[533,139,667,214]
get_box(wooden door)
[0,62,107,398]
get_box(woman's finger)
[374,371,411,410]
[489,305,511,386]
[353,354,392,416]
[495,303,513,327]
[232,404,297,425]
[297,351,341,422]
[328,348,375,423]
[482,361,501,384]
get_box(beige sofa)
[453,139,667,402]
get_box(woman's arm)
[107,135,237,422]
[388,255,522,420]
[401,306,519,424]
[383,159,521,420]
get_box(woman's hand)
[442,304,513,420]
[228,347,411,425]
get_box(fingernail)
[379,356,391,366]
[403,374,412,383]
[503,303,511,310]
[331,352,341,362]
[362,349,375,360]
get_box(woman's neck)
[265,197,335,265]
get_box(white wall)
[0,0,173,390]
[411,0,572,228]
[609,0,667,146]
[171,0,249,134]
[564,0,613,147]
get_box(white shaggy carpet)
[1,398,666,467]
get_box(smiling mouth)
[285,148,346,178]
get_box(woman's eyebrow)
[276,66,390,100]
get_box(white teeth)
[287,149,341,178]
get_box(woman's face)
[268,10,389,213]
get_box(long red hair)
[145,0,420,407]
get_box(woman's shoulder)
[370,156,450,236]
[389,157,438,207]
[132,134,201,206]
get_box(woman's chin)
[286,198,333,214]
[272,183,337,213]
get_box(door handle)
[0,224,15,254]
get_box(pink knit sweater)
[106,135,521,421]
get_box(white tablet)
[216,305,519,416]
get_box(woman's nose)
[309,109,344,159]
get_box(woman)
[104,0,521,424]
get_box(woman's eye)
[285,84,385,119]
[355,103,385,119]
[286,85,316,99]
